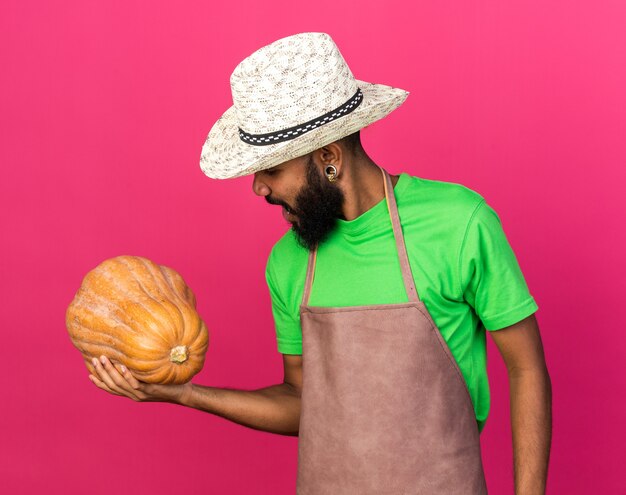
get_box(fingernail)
[121,365,127,373]
[100,355,106,364]
[92,357,98,366]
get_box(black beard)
[290,155,345,251]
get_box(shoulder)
[265,228,309,280]
[396,172,487,225]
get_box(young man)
[90,32,551,494]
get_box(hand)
[89,355,193,404]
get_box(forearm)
[177,382,301,436]
[509,367,552,495]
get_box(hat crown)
[230,32,358,135]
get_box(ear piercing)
[325,165,338,182]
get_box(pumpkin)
[66,255,209,384]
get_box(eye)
[265,169,279,177]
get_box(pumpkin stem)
[170,345,188,364]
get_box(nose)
[252,172,270,197]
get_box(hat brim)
[199,80,409,180]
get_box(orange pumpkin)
[66,255,209,384]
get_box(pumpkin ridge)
[87,266,171,345]
[95,259,144,301]
[77,341,136,370]
[80,340,166,374]
[161,360,178,383]
[113,257,179,348]
[114,256,185,345]
[72,290,169,351]
[187,324,210,354]
[156,263,205,351]
[160,265,195,306]
[137,257,188,344]
[183,338,207,360]
[144,258,185,303]
[118,257,205,368]
[158,265,198,339]
[183,353,207,371]
[117,258,186,334]
[69,319,165,362]
[72,289,146,338]
[70,320,165,362]
[76,339,125,360]
[157,265,207,350]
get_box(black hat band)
[238,88,363,146]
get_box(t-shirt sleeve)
[458,199,538,330]
[265,249,303,354]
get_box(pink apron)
[295,167,488,494]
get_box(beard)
[290,156,346,250]
[264,155,345,250]
[267,155,345,251]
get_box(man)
[90,32,552,494]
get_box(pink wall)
[1,1,624,493]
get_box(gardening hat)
[199,32,409,180]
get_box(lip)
[282,206,296,221]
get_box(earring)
[325,165,338,182]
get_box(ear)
[318,142,342,168]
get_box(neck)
[339,155,399,221]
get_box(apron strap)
[381,167,420,303]
[301,167,421,306]
[302,248,317,307]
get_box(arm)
[89,353,303,436]
[489,314,552,495]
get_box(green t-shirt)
[265,171,538,432]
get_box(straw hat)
[199,32,410,180]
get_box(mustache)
[266,196,293,211]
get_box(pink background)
[1,1,624,493]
